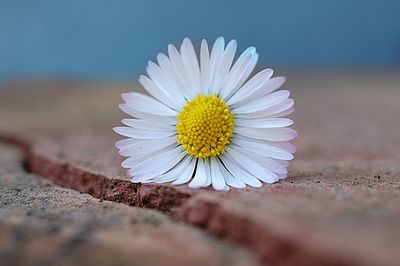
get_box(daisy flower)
[114,37,297,191]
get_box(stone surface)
[0,142,259,266]
[0,70,400,266]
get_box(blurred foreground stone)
[0,142,258,266]
[0,70,400,266]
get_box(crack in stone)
[0,133,192,214]
[0,133,362,266]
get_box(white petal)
[213,40,237,94]
[121,156,137,169]
[274,158,290,167]
[229,52,259,99]
[226,68,273,107]
[235,137,297,154]
[128,146,185,177]
[216,159,246,189]
[235,127,298,141]
[119,103,177,123]
[272,106,295,118]
[139,75,181,110]
[121,119,175,130]
[278,173,288,180]
[157,53,188,100]
[122,92,177,116]
[220,47,256,100]
[168,44,195,98]
[146,61,187,108]
[172,156,197,185]
[263,76,287,95]
[131,175,152,183]
[208,37,225,94]
[180,38,201,92]
[257,157,288,176]
[234,98,294,119]
[204,158,212,187]
[210,157,226,190]
[152,155,193,183]
[226,146,278,184]
[233,144,287,175]
[188,158,208,188]
[230,76,286,107]
[113,126,175,139]
[222,185,230,191]
[235,118,293,129]
[118,137,177,157]
[220,154,262,188]
[121,145,177,169]
[115,138,141,149]
[200,39,210,94]
[233,90,290,114]
[234,135,294,160]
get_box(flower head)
[114,37,297,190]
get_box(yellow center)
[176,94,234,158]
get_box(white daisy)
[114,37,297,191]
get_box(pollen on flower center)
[176,94,234,158]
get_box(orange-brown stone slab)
[1,70,400,266]
[0,142,259,266]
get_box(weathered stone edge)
[0,132,367,266]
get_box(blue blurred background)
[0,0,399,81]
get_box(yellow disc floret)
[176,94,234,158]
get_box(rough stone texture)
[1,70,400,266]
[0,142,259,266]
